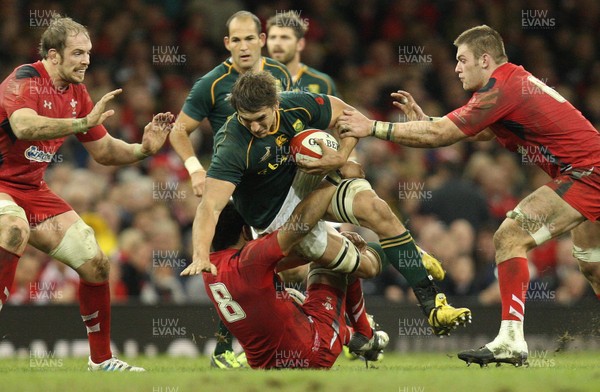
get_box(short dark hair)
[38,14,89,58]
[226,11,262,36]
[266,13,308,40]
[212,202,246,252]
[230,71,280,113]
[454,25,508,63]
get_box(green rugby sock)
[214,320,234,355]
[380,231,429,286]
[366,242,388,268]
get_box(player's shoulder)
[15,63,42,80]
[263,57,291,75]
[214,115,249,147]
[210,248,239,267]
[9,62,45,88]
[489,63,525,87]
[302,65,334,83]
[280,91,328,109]
[195,60,236,85]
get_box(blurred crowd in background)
[2,0,599,306]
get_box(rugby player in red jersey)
[0,15,173,371]
[202,180,389,369]
[338,25,600,367]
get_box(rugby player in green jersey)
[169,11,292,198]
[266,12,338,96]
[169,10,292,368]
[181,72,472,354]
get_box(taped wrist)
[371,121,394,141]
[73,118,89,134]
[133,144,150,160]
[184,156,203,175]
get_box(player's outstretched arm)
[181,177,236,276]
[277,183,337,255]
[391,90,430,121]
[169,112,207,197]
[338,109,469,148]
[83,112,174,165]
[391,91,496,142]
[9,89,123,141]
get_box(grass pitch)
[1,352,599,392]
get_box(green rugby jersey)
[208,92,332,229]
[182,57,292,132]
[292,64,338,96]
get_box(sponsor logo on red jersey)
[24,146,57,163]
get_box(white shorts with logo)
[256,171,328,259]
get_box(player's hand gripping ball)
[290,129,339,162]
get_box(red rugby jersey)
[0,61,106,189]
[203,232,317,369]
[448,63,600,178]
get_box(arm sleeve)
[239,231,284,270]
[266,60,293,92]
[447,85,516,136]
[206,131,247,186]
[3,77,39,117]
[75,85,107,142]
[294,92,333,131]
[181,77,213,122]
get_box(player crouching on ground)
[201,180,389,369]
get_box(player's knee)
[324,237,361,274]
[330,179,372,226]
[577,259,600,284]
[50,220,102,274]
[91,252,110,281]
[573,245,600,264]
[493,220,524,251]
[0,201,29,250]
[1,216,30,250]
[356,258,379,279]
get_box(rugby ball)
[290,129,339,162]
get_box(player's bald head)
[226,11,262,36]
[454,25,508,64]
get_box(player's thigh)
[29,211,105,278]
[27,210,81,253]
[314,224,344,263]
[571,221,600,249]
[571,222,600,278]
[0,192,29,252]
[504,185,585,245]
